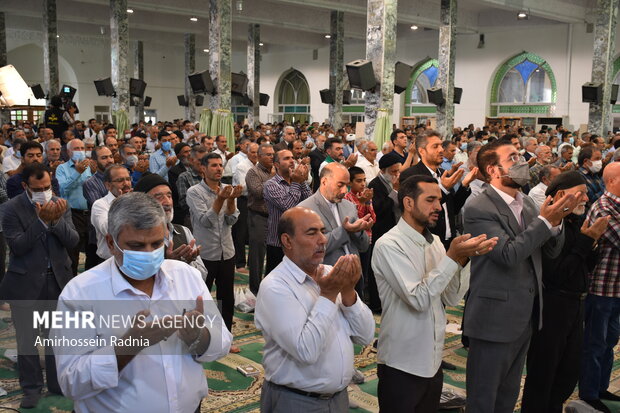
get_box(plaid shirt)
[587,191,620,297]
[263,174,311,247]
[177,169,203,210]
[344,191,376,241]
[579,167,606,210]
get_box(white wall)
[5,22,616,130]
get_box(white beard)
[573,205,586,216]
[166,209,174,224]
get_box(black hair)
[397,174,438,212]
[22,163,50,184]
[20,141,44,157]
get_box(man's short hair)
[274,149,288,164]
[108,192,166,242]
[397,174,438,212]
[477,140,514,181]
[200,152,222,167]
[258,143,273,155]
[348,166,365,181]
[441,140,455,150]
[390,129,405,143]
[415,130,441,151]
[324,137,343,152]
[104,125,116,134]
[277,211,296,241]
[560,144,574,154]
[103,164,128,183]
[578,147,600,166]
[287,139,301,150]
[539,165,559,183]
[20,141,44,157]
[118,143,135,157]
[22,163,50,184]
[190,144,207,158]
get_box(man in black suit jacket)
[0,163,79,408]
[400,131,477,249]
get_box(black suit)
[168,163,189,225]
[309,148,327,192]
[403,162,471,249]
[0,192,78,397]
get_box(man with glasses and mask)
[119,143,147,187]
[463,139,577,413]
[7,141,60,199]
[0,163,78,408]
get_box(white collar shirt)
[53,258,232,413]
[355,156,380,184]
[225,151,247,177]
[254,256,375,393]
[90,191,116,259]
[232,157,255,196]
[528,182,548,210]
[371,218,469,377]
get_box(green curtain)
[113,110,129,138]
[209,109,235,150]
[199,109,212,134]
[373,109,392,148]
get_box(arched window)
[276,69,310,123]
[490,52,557,116]
[404,58,439,117]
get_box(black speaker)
[177,95,188,106]
[242,94,253,106]
[259,93,270,106]
[427,87,445,106]
[231,72,248,96]
[31,84,45,100]
[60,85,76,100]
[394,62,413,94]
[320,89,334,104]
[537,117,563,126]
[343,90,352,104]
[346,60,377,91]
[188,70,216,95]
[144,96,152,107]
[94,78,115,96]
[454,87,463,104]
[129,78,147,98]
[582,82,602,103]
[611,84,619,104]
[195,95,204,107]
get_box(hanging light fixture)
[236,0,243,12]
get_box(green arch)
[489,51,557,117]
[403,57,438,116]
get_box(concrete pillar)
[436,0,457,138]
[110,0,129,113]
[329,10,344,130]
[133,40,144,122]
[43,0,59,101]
[209,0,232,111]
[0,12,7,67]
[587,0,619,136]
[247,24,260,128]
[185,33,196,121]
[364,0,397,139]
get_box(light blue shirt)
[149,149,176,180]
[56,159,92,210]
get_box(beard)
[165,208,174,224]
[573,205,586,216]
[501,175,521,189]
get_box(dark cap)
[545,171,587,197]
[379,152,402,170]
[174,142,190,155]
[134,173,171,194]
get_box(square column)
[110,0,129,113]
[209,0,232,111]
[43,0,59,100]
[247,24,260,128]
[436,0,457,138]
[329,10,344,130]
[133,40,144,122]
[185,33,196,121]
[0,12,7,67]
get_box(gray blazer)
[298,192,370,265]
[462,186,564,343]
[0,192,79,301]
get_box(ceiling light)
[56,34,60,38]
[410,25,418,30]
[127,8,134,13]
[190,16,198,22]
[517,10,528,20]
[203,48,210,53]
[259,42,264,46]
[325,34,331,39]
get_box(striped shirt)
[263,174,312,247]
[587,191,620,297]
[82,171,107,210]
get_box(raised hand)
[316,255,352,302]
[343,153,358,168]
[581,216,610,241]
[540,193,579,227]
[229,185,243,199]
[166,156,178,168]
[441,168,465,190]
[291,164,307,183]
[342,214,374,233]
[216,185,234,200]
[135,159,149,173]
[178,296,206,346]
[462,167,479,188]
[446,234,498,266]
[357,188,374,204]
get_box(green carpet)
[0,266,619,412]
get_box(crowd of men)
[0,101,619,412]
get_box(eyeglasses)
[111,177,132,183]
[507,154,526,163]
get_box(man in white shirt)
[356,140,380,184]
[55,192,232,413]
[528,165,561,210]
[232,142,258,273]
[2,138,25,174]
[255,206,375,412]
[372,175,497,411]
[213,135,233,184]
[91,165,133,259]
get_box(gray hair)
[560,144,574,154]
[283,125,295,133]
[613,149,620,162]
[108,192,166,241]
[103,164,129,183]
[525,137,537,147]
[466,141,482,153]
[539,165,559,183]
[67,138,83,151]
[83,138,96,146]
[534,145,550,156]
[46,139,61,149]
[258,143,274,155]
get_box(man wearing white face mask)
[56,139,94,275]
[578,147,606,210]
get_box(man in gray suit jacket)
[0,163,79,408]
[298,163,372,266]
[463,140,577,413]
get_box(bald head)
[68,138,85,152]
[603,162,620,197]
[320,162,350,203]
[278,207,327,274]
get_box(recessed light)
[517,11,528,20]
[410,25,418,30]
[259,42,264,46]
[190,16,198,22]
[127,8,134,13]
[56,34,60,38]
[325,34,331,39]
[203,48,210,53]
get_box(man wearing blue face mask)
[56,138,94,275]
[149,130,178,181]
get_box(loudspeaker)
[188,70,216,95]
[611,84,619,104]
[195,95,204,107]
[144,96,152,107]
[320,89,334,104]
[346,60,377,91]
[454,87,463,104]
[177,95,188,106]
[394,61,413,94]
[31,84,45,100]
[343,90,352,104]
[94,78,115,96]
[60,85,76,100]
[582,82,602,103]
[427,87,445,106]
[231,72,248,96]
[538,117,563,126]
[129,78,147,98]
[259,93,270,106]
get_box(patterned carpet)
[0,266,619,412]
